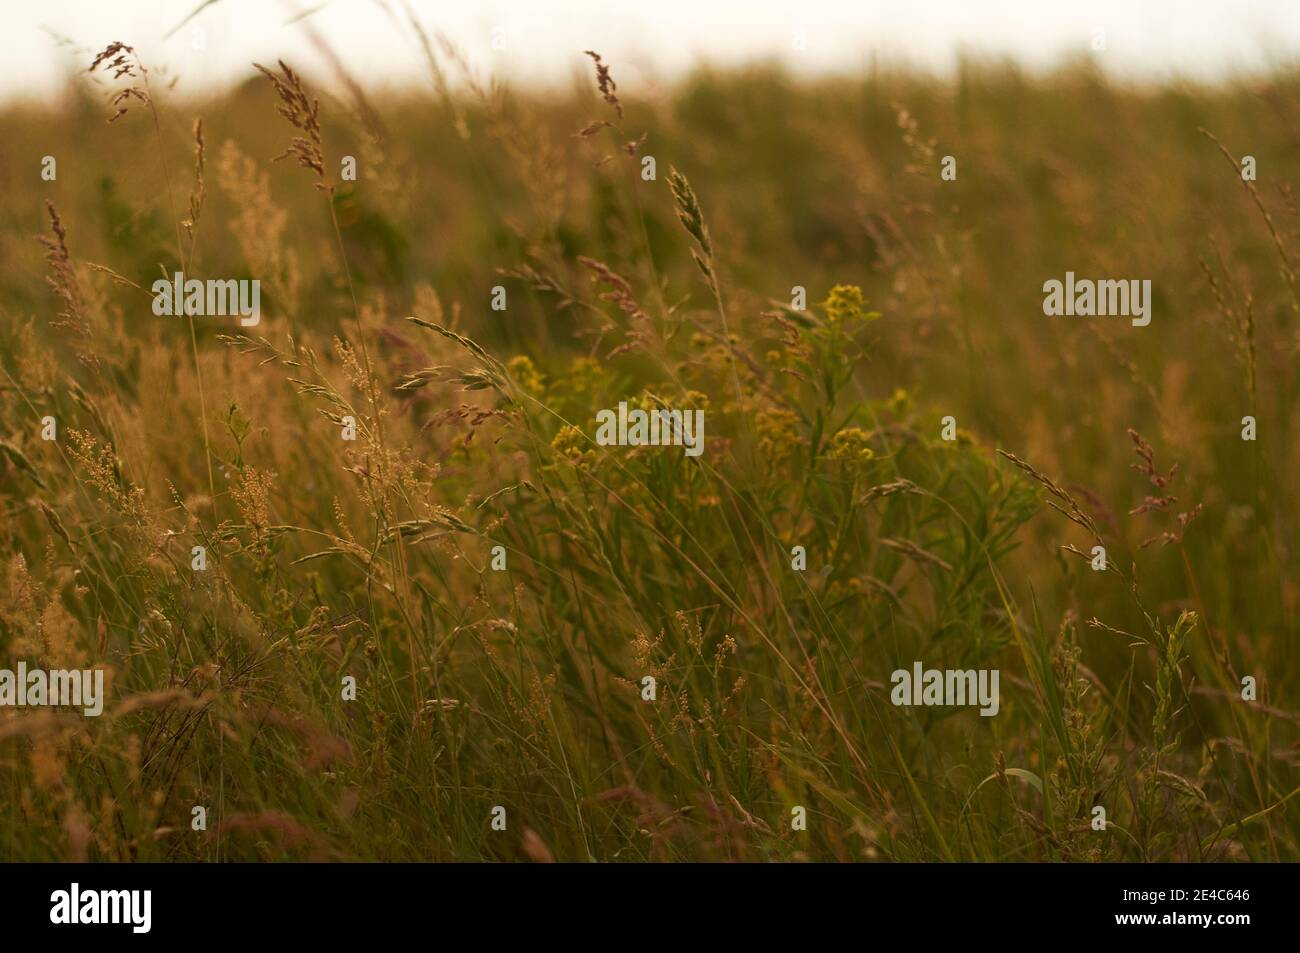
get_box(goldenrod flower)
[822,284,880,328]
[507,355,545,396]
[830,427,876,467]
[551,425,595,467]
[757,407,801,461]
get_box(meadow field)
[0,38,1296,862]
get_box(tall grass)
[0,44,1295,861]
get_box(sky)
[3,0,1299,103]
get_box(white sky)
[4,0,1299,103]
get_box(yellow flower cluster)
[551,425,595,468]
[757,407,801,461]
[830,427,876,467]
[507,355,545,396]
[822,284,880,329]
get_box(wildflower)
[757,407,801,462]
[565,356,605,400]
[507,355,545,396]
[822,284,880,329]
[830,427,876,468]
[551,425,595,468]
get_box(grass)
[0,40,1296,862]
